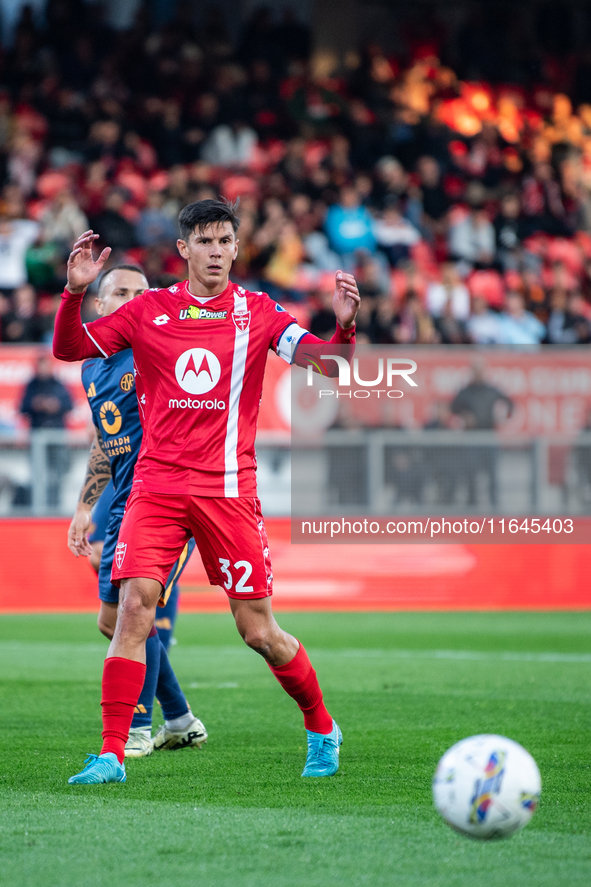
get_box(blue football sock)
[131,631,160,729]
[155,581,180,651]
[156,640,189,721]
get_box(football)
[433,734,541,840]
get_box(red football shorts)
[111,490,273,600]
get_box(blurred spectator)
[39,189,88,254]
[448,186,495,270]
[302,221,340,272]
[262,219,305,296]
[279,139,308,191]
[287,72,346,137]
[547,289,591,343]
[83,160,109,215]
[7,132,43,196]
[394,293,439,344]
[161,165,191,220]
[20,354,73,508]
[0,213,39,293]
[522,268,546,314]
[374,156,409,206]
[1,283,43,342]
[309,288,336,340]
[426,262,470,320]
[135,191,178,247]
[494,192,527,271]
[89,188,136,251]
[495,291,546,344]
[2,183,27,220]
[351,297,375,344]
[425,402,455,431]
[466,295,501,344]
[522,161,568,236]
[154,102,185,168]
[325,186,376,262]
[20,354,72,429]
[85,119,123,166]
[450,360,513,506]
[355,253,389,300]
[250,197,287,281]
[25,239,62,292]
[372,296,397,344]
[415,156,449,238]
[450,361,514,429]
[201,121,258,167]
[434,298,470,344]
[372,200,420,267]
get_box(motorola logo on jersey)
[174,347,221,395]
[168,397,226,411]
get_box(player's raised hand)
[333,270,360,330]
[66,230,111,294]
[67,504,93,558]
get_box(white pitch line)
[0,642,590,664]
[310,649,591,663]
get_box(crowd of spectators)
[4,1,591,345]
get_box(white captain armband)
[275,323,309,364]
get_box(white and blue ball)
[433,734,541,840]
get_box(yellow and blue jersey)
[81,350,141,516]
[81,349,195,618]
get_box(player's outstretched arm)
[292,271,359,373]
[67,428,111,558]
[53,231,113,362]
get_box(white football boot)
[124,727,154,758]
[152,716,208,751]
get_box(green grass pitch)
[0,611,590,886]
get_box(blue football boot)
[68,753,126,785]
[302,720,342,777]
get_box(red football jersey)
[82,280,307,497]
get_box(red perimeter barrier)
[0,518,590,612]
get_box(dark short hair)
[97,264,147,297]
[178,199,240,241]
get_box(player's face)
[177,221,239,295]
[95,270,148,317]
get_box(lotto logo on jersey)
[175,348,221,395]
[179,305,228,321]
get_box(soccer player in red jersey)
[53,199,359,784]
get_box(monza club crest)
[115,542,127,569]
[232,310,251,332]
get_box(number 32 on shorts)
[219,558,254,593]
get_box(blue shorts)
[88,480,115,544]
[98,508,195,604]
